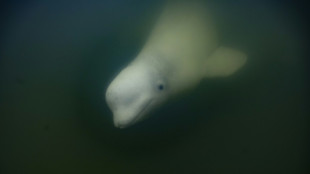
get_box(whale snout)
[114,119,130,129]
[105,66,153,128]
[112,111,136,128]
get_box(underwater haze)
[0,0,309,174]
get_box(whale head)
[105,62,168,128]
[105,2,247,128]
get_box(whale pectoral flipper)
[203,47,247,77]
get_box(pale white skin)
[105,3,247,128]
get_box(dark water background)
[0,0,309,173]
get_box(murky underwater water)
[0,1,308,174]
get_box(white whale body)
[105,3,247,128]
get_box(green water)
[0,1,308,174]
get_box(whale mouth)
[115,99,153,128]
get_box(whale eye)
[156,80,166,92]
[158,84,164,90]
[157,83,165,91]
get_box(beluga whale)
[105,2,247,128]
